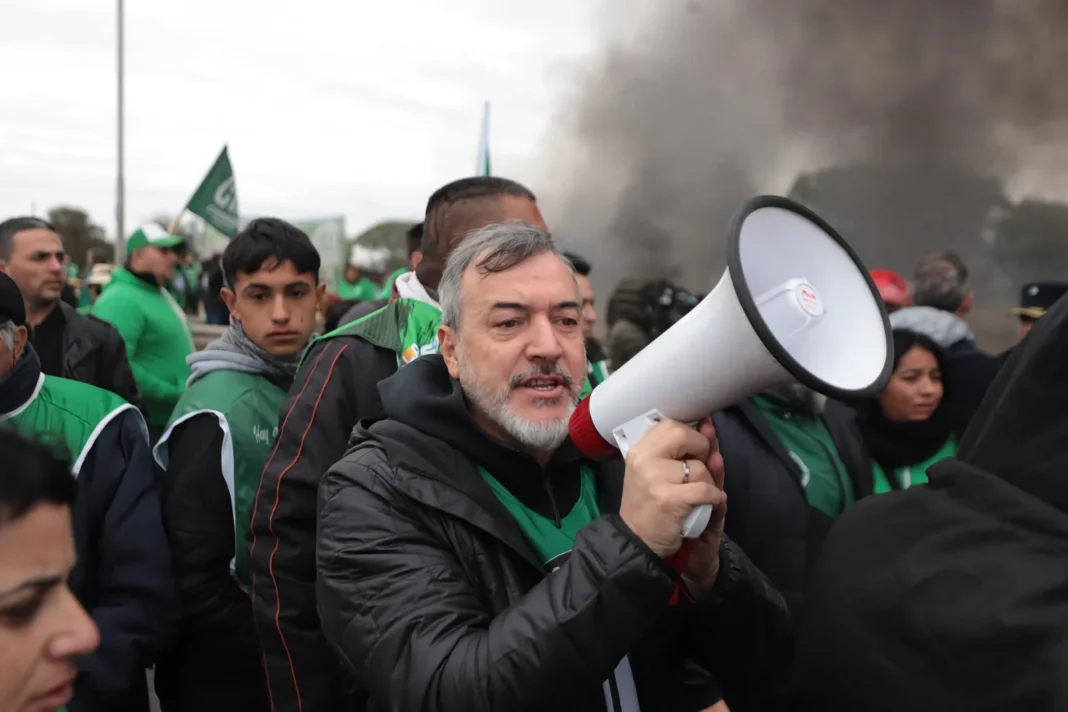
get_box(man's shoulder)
[62,303,123,341]
[297,327,399,385]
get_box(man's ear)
[13,325,28,362]
[316,281,328,307]
[410,251,423,271]
[438,324,461,379]
[0,259,8,273]
[958,291,974,317]
[220,288,239,321]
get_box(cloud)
[0,0,597,244]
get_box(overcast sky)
[0,0,600,239]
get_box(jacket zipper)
[542,473,562,528]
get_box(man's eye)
[496,320,521,329]
[250,293,269,301]
[558,317,580,327]
[0,597,43,625]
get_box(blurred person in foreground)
[92,224,194,442]
[852,330,962,493]
[0,218,138,404]
[563,251,609,387]
[317,222,791,712]
[152,219,323,712]
[889,250,1000,422]
[794,269,1068,712]
[0,272,176,712]
[0,431,100,712]
[248,177,552,712]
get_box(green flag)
[185,145,239,237]
[476,101,491,177]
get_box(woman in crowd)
[0,430,99,712]
[854,329,962,493]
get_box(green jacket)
[92,268,194,426]
[337,276,381,301]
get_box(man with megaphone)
[315,222,792,712]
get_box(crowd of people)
[0,175,1066,712]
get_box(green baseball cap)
[126,223,185,254]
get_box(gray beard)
[458,351,584,454]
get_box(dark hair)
[0,430,75,525]
[0,217,57,260]
[891,328,946,376]
[913,250,970,312]
[222,218,321,289]
[421,177,536,253]
[406,222,423,258]
[563,251,591,276]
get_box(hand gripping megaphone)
[569,195,893,539]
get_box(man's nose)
[271,295,291,323]
[526,316,564,360]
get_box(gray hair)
[0,320,17,353]
[439,222,575,329]
[912,252,970,312]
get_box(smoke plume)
[544,0,1068,310]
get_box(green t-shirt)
[872,436,957,494]
[337,276,380,301]
[480,465,640,710]
[480,465,600,570]
[751,394,855,518]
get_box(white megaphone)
[569,195,893,539]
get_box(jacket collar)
[0,346,44,418]
[369,420,545,570]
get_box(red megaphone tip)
[568,396,620,460]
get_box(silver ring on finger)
[681,460,691,483]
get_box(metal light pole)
[115,0,126,260]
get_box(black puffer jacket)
[316,356,793,712]
[58,301,141,406]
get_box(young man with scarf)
[248,177,549,712]
[0,271,177,712]
[92,224,195,441]
[317,222,792,711]
[153,219,324,712]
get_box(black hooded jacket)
[793,294,1068,710]
[316,355,793,712]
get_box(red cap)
[870,269,911,309]
[568,396,620,461]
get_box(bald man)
[248,177,547,712]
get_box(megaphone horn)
[569,195,893,539]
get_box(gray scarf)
[186,321,303,388]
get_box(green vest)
[306,297,595,397]
[0,374,142,477]
[872,436,958,494]
[154,370,286,587]
[481,465,639,710]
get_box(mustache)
[509,362,576,392]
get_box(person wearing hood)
[0,271,177,712]
[853,329,962,493]
[152,219,323,712]
[317,221,792,712]
[91,224,195,440]
[793,268,1068,711]
[888,251,1000,422]
[247,177,554,712]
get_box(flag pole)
[115,0,126,260]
